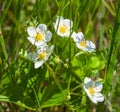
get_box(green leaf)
[41,83,68,108]
[0,95,35,111]
[0,34,8,61]
[89,56,105,69]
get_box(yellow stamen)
[35,33,43,41]
[88,87,95,95]
[59,24,67,33]
[79,41,86,47]
[38,52,47,60]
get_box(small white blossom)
[27,24,52,47]
[83,77,104,104]
[72,32,95,52]
[27,44,54,69]
[53,16,73,37]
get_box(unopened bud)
[67,94,71,100]
[54,56,61,63]
[64,63,69,68]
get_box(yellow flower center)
[88,87,95,95]
[35,33,43,41]
[79,41,86,47]
[38,52,47,60]
[59,24,67,34]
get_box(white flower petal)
[90,41,96,48]
[48,45,54,55]
[34,60,44,68]
[55,16,64,25]
[88,94,98,104]
[76,40,95,52]
[58,31,70,37]
[76,43,87,51]
[94,93,104,102]
[72,32,84,42]
[87,41,95,48]
[83,87,98,104]
[53,16,63,31]
[27,52,37,61]
[45,31,52,42]
[94,82,103,92]
[43,45,54,61]
[36,43,48,50]
[84,77,92,84]
[27,27,36,37]
[83,86,98,104]
[86,41,96,52]
[27,37,35,44]
[56,16,64,20]
[77,32,84,39]
[35,41,46,47]
[64,32,70,37]
[37,24,47,33]
[64,19,73,28]
[53,22,58,31]
[83,85,88,94]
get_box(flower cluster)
[53,16,104,103]
[27,24,54,68]
[53,16,96,52]
[26,16,104,103]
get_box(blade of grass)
[0,0,12,61]
[0,29,8,61]
[99,0,105,49]
[0,0,12,25]
[103,0,116,17]
[45,63,63,91]
[15,0,24,20]
[97,1,120,111]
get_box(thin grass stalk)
[99,0,105,49]
[105,0,120,82]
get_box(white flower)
[27,24,52,47]
[83,77,104,104]
[53,16,73,37]
[27,44,54,69]
[71,32,95,52]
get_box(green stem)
[32,88,41,110]
[71,84,82,92]
[45,63,63,91]
[0,30,8,61]
[99,0,105,49]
